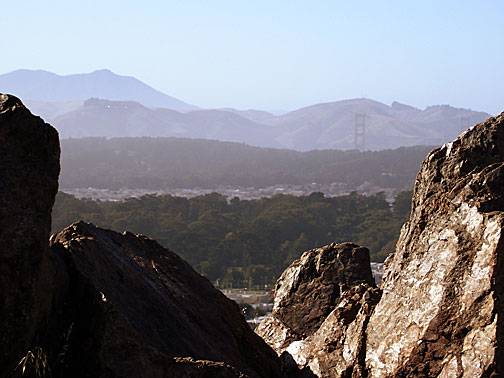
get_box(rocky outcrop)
[258,113,504,377]
[0,96,283,377]
[365,112,504,376]
[0,94,60,373]
[49,222,282,377]
[256,242,377,375]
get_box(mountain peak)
[90,68,115,75]
[0,69,198,112]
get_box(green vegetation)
[52,191,412,287]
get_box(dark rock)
[0,97,283,377]
[0,94,60,374]
[256,242,377,373]
[49,222,282,377]
[166,357,247,377]
[365,112,504,376]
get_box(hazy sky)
[1,1,503,113]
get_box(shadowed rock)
[49,222,282,377]
[0,94,60,374]
[0,96,283,377]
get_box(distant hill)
[217,108,278,124]
[24,99,83,119]
[53,98,280,147]
[0,69,197,112]
[272,99,490,150]
[49,97,489,151]
[59,136,432,191]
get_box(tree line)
[52,191,412,287]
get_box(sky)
[0,1,503,114]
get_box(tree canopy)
[52,190,412,287]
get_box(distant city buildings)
[62,182,398,202]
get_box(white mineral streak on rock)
[272,255,304,311]
[367,199,502,376]
[460,216,500,312]
[459,202,484,237]
[286,340,307,366]
[444,141,454,157]
[438,355,459,378]
[343,316,361,362]
[307,358,322,377]
[461,318,496,377]
[366,209,461,376]
[254,316,294,353]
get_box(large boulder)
[365,112,504,376]
[49,222,282,377]
[256,242,378,376]
[257,113,504,377]
[0,94,60,374]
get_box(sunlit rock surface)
[258,113,504,377]
[256,242,377,376]
[287,283,381,377]
[365,112,504,376]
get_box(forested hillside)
[52,190,412,287]
[60,137,431,191]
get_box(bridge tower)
[354,113,366,150]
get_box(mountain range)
[0,69,491,150]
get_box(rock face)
[273,243,375,339]
[0,94,60,373]
[365,112,504,376]
[258,113,504,377]
[256,242,377,375]
[49,222,282,378]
